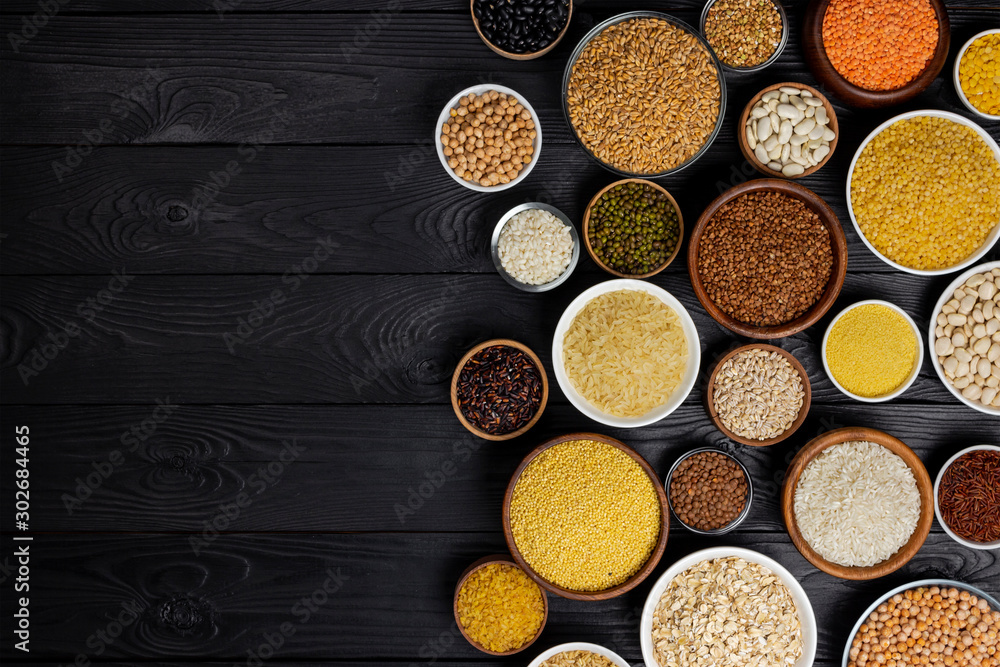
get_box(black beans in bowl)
[472,0,570,56]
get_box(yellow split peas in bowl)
[850,116,1000,271]
[509,439,661,592]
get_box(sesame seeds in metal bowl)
[491,203,580,292]
[562,12,726,177]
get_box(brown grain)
[697,191,833,327]
[566,17,722,174]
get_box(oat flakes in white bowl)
[640,546,816,667]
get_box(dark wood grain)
[1,403,995,534]
[1,9,997,147]
[8,144,994,276]
[6,271,1000,404]
[0,532,994,663]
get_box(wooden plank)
[0,533,995,663]
[1,403,996,533]
[3,144,978,276]
[4,272,998,404]
[2,10,997,146]
[1,0,996,13]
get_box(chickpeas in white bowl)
[435,84,541,192]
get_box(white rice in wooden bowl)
[793,440,921,567]
[562,289,688,418]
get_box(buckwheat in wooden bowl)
[781,426,934,580]
[454,554,548,655]
[687,179,848,339]
[470,0,573,60]
[451,339,548,441]
[503,432,669,600]
[802,0,950,108]
[707,344,811,447]
[738,82,839,179]
[582,179,683,279]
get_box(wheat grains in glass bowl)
[562,12,726,177]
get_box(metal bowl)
[561,11,727,178]
[491,203,580,292]
[665,446,753,535]
[699,0,788,73]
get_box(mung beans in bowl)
[491,203,580,292]
[436,84,541,192]
[503,432,669,600]
[562,11,726,178]
[552,279,701,428]
[846,110,1000,275]
[582,179,683,279]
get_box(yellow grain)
[959,33,1000,116]
[509,439,661,592]
[826,304,917,398]
[455,562,544,653]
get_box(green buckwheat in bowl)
[583,179,683,278]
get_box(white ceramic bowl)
[821,299,924,403]
[552,279,701,428]
[435,84,541,193]
[928,261,1000,415]
[845,110,1000,275]
[640,546,817,667]
[954,30,1000,121]
[527,642,630,667]
[933,444,1000,550]
[841,578,1000,667]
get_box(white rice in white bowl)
[793,440,921,567]
[498,209,574,285]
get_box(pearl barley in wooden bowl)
[929,261,1000,415]
[436,84,540,192]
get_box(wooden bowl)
[582,179,684,279]
[450,339,548,441]
[737,82,839,179]
[781,427,934,580]
[801,0,950,108]
[453,554,549,655]
[470,0,573,60]
[706,344,811,447]
[686,179,848,339]
[502,432,669,600]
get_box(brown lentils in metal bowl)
[697,191,833,327]
[456,345,543,435]
[566,16,722,175]
[669,451,748,532]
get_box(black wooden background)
[1,0,998,665]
